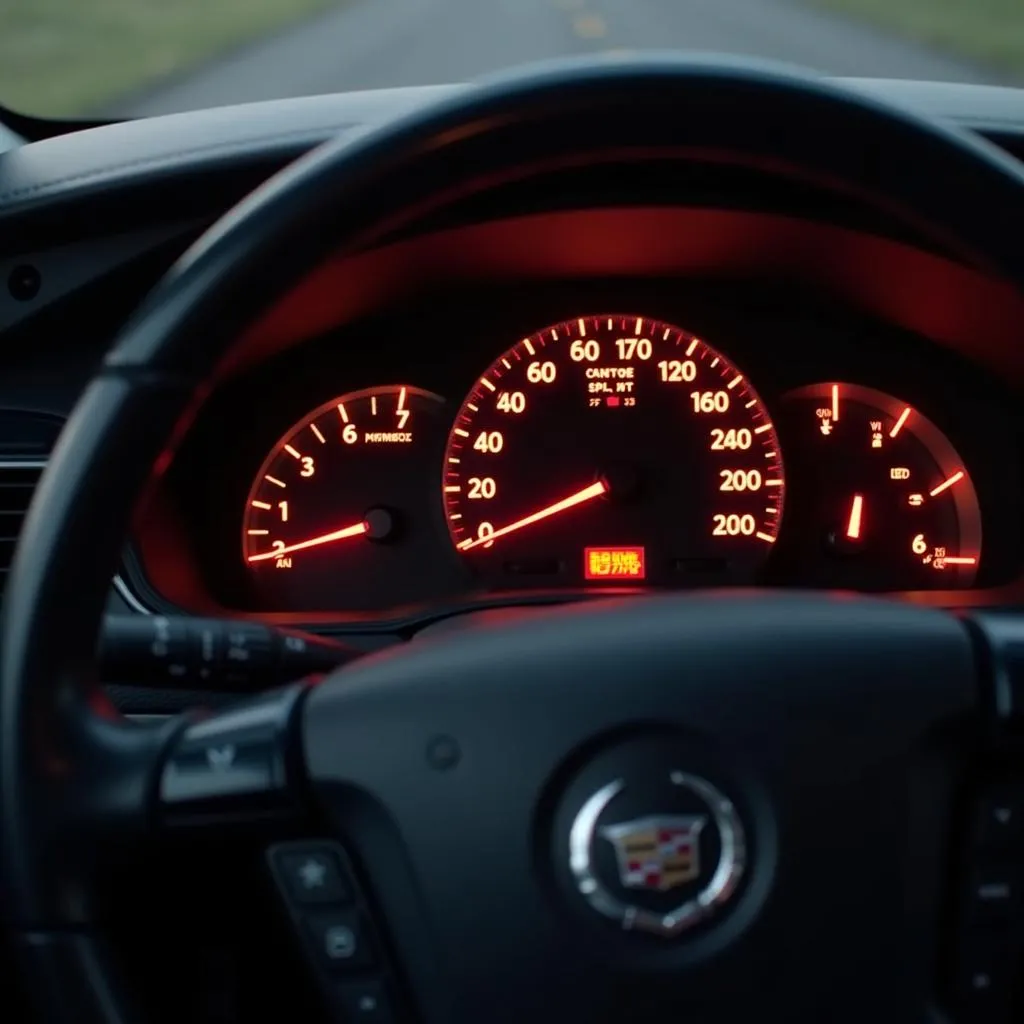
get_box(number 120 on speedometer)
[442,314,784,587]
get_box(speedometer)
[442,314,784,588]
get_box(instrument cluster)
[129,284,1024,621]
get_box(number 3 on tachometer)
[442,314,785,587]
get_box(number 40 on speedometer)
[442,314,784,587]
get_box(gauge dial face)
[443,314,784,588]
[242,385,450,610]
[775,383,981,589]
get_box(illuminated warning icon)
[871,432,883,449]
[584,546,646,580]
[908,493,924,507]
[890,467,911,480]
[600,815,706,892]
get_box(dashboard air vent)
[0,411,64,595]
[0,461,46,594]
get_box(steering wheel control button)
[974,786,1024,850]
[966,869,1020,925]
[955,934,1015,1023]
[566,768,746,938]
[162,729,279,803]
[334,980,395,1022]
[306,910,375,972]
[159,685,302,814]
[273,846,352,905]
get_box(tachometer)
[443,314,783,587]
[243,385,452,610]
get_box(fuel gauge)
[775,383,981,590]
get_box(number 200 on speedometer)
[442,314,784,587]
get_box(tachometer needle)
[247,520,368,562]
[845,494,864,540]
[458,480,607,551]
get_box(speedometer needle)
[247,520,369,562]
[458,480,608,551]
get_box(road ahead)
[125,0,994,116]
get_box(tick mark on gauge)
[247,529,269,535]
[251,500,272,510]
[265,475,286,488]
[523,338,536,355]
[481,379,497,393]
[685,338,698,355]
[929,470,965,497]
[755,532,776,544]
[710,357,719,368]
[890,406,912,438]
[454,428,470,438]
[502,358,512,369]
[728,375,743,389]
[284,444,302,459]
[754,423,772,434]
[337,403,349,423]
[578,318,586,335]
[310,423,326,443]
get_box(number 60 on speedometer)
[442,314,784,587]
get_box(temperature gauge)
[775,383,981,590]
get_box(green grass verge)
[805,0,1024,75]
[0,0,340,117]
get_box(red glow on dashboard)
[584,546,646,581]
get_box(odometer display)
[442,315,784,587]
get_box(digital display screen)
[584,546,646,581]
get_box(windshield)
[1,0,1015,118]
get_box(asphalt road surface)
[125,0,995,116]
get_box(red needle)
[845,494,864,540]
[247,520,368,562]
[458,480,608,551]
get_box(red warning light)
[606,396,621,407]
[584,546,646,580]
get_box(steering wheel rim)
[3,54,1023,1023]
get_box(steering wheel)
[6,55,1024,1024]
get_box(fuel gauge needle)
[247,520,368,562]
[845,494,864,541]
[458,480,607,551]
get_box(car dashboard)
[2,79,1024,663]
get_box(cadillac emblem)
[568,770,746,937]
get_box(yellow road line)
[573,13,607,38]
